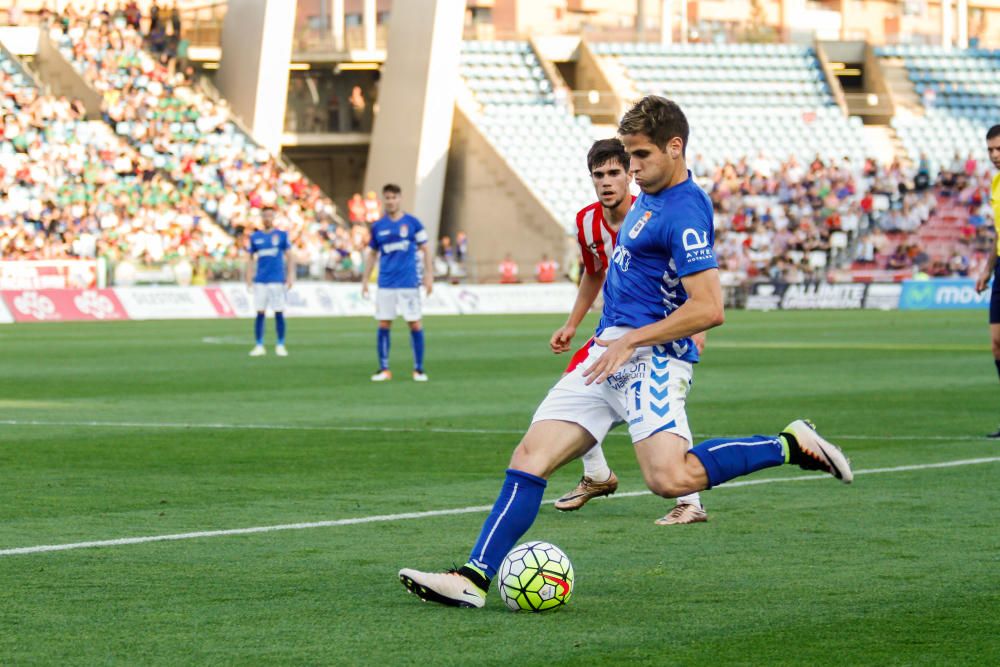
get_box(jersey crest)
[628,210,652,240]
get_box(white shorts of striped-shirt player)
[253,282,287,312]
[375,288,422,322]
[532,328,693,445]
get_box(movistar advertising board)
[899,279,990,310]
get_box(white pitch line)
[2,456,998,558]
[0,418,989,442]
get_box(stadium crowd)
[0,61,236,281]
[2,4,994,286]
[48,7,353,276]
[697,152,994,285]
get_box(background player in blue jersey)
[361,183,434,381]
[398,96,854,608]
[246,206,293,357]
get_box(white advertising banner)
[451,283,578,314]
[221,283,576,317]
[114,287,224,320]
[0,260,103,289]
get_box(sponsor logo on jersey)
[611,245,631,272]
[382,240,411,253]
[682,228,713,261]
[682,228,709,251]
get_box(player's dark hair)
[618,95,689,155]
[382,183,402,195]
[987,125,1000,141]
[587,138,630,174]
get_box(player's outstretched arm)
[551,268,605,353]
[582,268,724,385]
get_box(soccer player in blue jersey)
[361,183,434,381]
[399,96,854,608]
[246,206,293,357]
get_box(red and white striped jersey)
[574,197,634,275]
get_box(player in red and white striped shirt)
[548,138,708,525]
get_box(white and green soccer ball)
[497,541,574,612]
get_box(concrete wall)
[574,40,626,124]
[440,107,572,282]
[216,0,295,154]
[35,33,102,119]
[363,0,465,242]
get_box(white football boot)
[399,569,486,608]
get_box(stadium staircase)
[592,42,868,166]
[915,196,972,262]
[457,40,599,229]
[447,40,608,275]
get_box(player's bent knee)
[509,441,550,478]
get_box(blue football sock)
[254,313,265,345]
[274,312,286,345]
[410,329,425,372]
[466,469,547,581]
[377,328,391,370]
[690,435,786,488]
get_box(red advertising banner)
[204,287,237,318]
[1,289,128,322]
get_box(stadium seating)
[460,41,599,231]
[594,42,867,166]
[877,45,1000,173]
[459,40,555,106]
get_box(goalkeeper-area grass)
[1,310,997,665]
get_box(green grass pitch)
[1,310,998,665]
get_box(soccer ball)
[497,541,574,612]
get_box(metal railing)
[178,0,226,49]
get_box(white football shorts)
[375,288,422,322]
[532,327,693,445]
[253,282,287,312]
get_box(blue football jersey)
[598,172,717,363]
[248,229,290,283]
[369,213,428,288]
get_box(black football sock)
[781,431,803,465]
[458,565,490,592]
